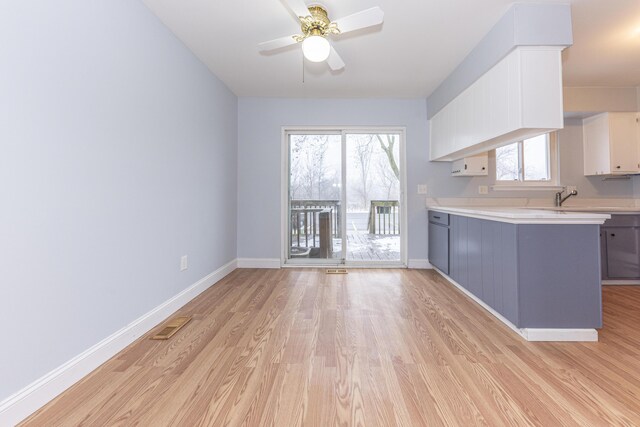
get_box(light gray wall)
[237,98,431,261]
[564,87,639,113]
[0,0,237,401]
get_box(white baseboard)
[0,259,238,427]
[433,267,598,343]
[602,280,640,286]
[408,259,432,269]
[522,328,598,342]
[237,258,281,269]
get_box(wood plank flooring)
[21,269,640,426]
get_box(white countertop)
[535,206,640,214]
[428,206,611,225]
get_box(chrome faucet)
[555,189,578,207]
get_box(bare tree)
[375,154,398,200]
[351,135,374,208]
[291,133,401,205]
[290,135,340,200]
[376,134,399,180]
[495,143,520,181]
[290,135,331,199]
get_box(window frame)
[492,132,560,190]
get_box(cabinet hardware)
[616,166,621,169]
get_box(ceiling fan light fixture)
[302,35,331,62]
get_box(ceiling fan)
[258,0,384,71]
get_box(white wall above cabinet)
[583,112,640,176]
[451,153,488,176]
[429,46,564,161]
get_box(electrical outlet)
[180,255,188,271]
[417,184,428,195]
[478,185,489,195]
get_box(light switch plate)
[417,184,428,195]
[478,185,489,195]
[180,255,188,271]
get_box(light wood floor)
[21,269,640,426]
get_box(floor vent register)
[151,316,192,340]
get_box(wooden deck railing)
[367,200,400,235]
[290,200,341,238]
[290,200,340,258]
[290,207,333,258]
[289,199,398,258]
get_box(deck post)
[319,209,333,258]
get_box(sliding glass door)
[287,132,343,263]
[345,133,401,263]
[285,129,404,266]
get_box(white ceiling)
[141,0,640,98]
[562,0,640,88]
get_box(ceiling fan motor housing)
[307,6,330,26]
[298,5,339,41]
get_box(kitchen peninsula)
[428,206,610,342]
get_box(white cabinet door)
[429,47,564,161]
[609,113,639,174]
[583,113,640,176]
[489,58,510,137]
[474,74,489,142]
[456,90,472,152]
[583,114,611,175]
[443,103,455,151]
[451,153,488,176]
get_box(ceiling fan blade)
[327,46,345,71]
[258,35,298,52]
[281,0,311,19]
[333,7,384,34]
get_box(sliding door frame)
[280,126,407,268]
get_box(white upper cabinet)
[583,112,640,176]
[429,46,564,161]
[451,153,488,176]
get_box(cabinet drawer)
[603,214,640,228]
[429,211,449,226]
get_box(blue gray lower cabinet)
[600,215,640,279]
[428,223,449,274]
[428,212,449,274]
[429,211,602,329]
